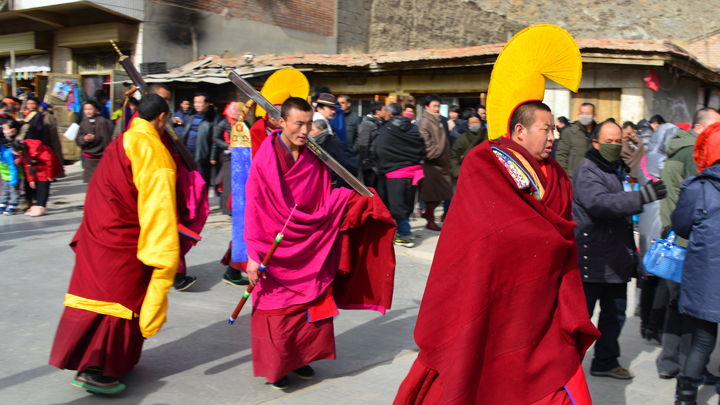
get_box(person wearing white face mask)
[555,102,597,178]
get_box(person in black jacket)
[180,93,219,189]
[374,102,425,247]
[338,95,361,153]
[309,119,357,190]
[573,120,666,380]
[213,102,244,215]
[357,101,387,190]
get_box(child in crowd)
[11,136,62,217]
[0,120,23,215]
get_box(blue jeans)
[396,219,412,240]
[584,282,628,371]
[0,179,19,206]
[683,317,718,379]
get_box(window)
[76,53,120,74]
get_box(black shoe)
[174,274,197,291]
[222,271,249,287]
[293,365,315,380]
[704,371,719,386]
[267,376,289,390]
[675,376,701,405]
[72,369,125,395]
[590,367,634,379]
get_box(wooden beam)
[16,10,65,28]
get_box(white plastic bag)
[63,122,79,141]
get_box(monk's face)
[279,108,313,147]
[514,110,555,161]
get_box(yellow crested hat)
[486,24,582,140]
[256,68,309,117]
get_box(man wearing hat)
[394,25,600,404]
[313,93,337,136]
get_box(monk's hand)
[210,160,217,165]
[247,257,265,287]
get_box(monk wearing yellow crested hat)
[394,25,601,404]
[249,68,309,158]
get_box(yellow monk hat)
[256,68,310,117]
[486,24,582,140]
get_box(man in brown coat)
[418,94,452,231]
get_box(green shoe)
[223,272,249,287]
[72,370,125,395]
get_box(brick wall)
[337,0,371,54]
[152,0,335,37]
[687,32,720,68]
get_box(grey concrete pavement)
[2,163,720,404]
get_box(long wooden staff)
[228,204,297,324]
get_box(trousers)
[584,282,627,371]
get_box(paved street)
[1,163,720,404]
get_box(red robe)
[49,123,178,377]
[395,138,600,404]
[249,133,396,382]
[249,116,273,158]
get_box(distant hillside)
[368,0,720,52]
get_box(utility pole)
[10,50,16,97]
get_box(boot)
[675,374,703,405]
[424,202,441,231]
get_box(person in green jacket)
[660,107,720,243]
[449,114,487,180]
[555,103,597,178]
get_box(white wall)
[14,0,145,21]
[543,87,571,120]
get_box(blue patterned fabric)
[231,146,251,262]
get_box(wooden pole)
[10,50,16,97]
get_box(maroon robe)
[49,131,151,377]
[395,138,599,404]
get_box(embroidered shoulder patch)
[493,149,530,189]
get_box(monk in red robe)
[243,97,397,390]
[249,108,279,159]
[49,94,180,395]
[394,101,600,404]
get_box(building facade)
[180,39,720,134]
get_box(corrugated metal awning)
[107,66,290,86]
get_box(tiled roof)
[172,38,707,73]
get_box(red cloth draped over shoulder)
[336,191,397,313]
[68,131,151,313]
[395,138,599,404]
